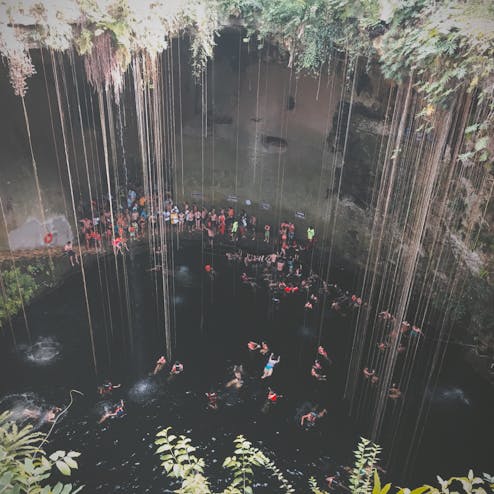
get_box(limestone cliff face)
[0,34,391,267]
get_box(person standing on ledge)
[307,226,315,247]
[64,241,79,267]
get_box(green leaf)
[64,457,78,469]
[56,460,71,476]
[373,469,381,494]
[409,487,432,494]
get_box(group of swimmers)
[96,356,185,424]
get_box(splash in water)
[430,386,471,406]
[22,337,62,365]
[297,325,317,339]
[128,378,158,404]
[0,393,55,428]
[175,265,194,287]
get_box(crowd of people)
[51,187,432,489]
[64,186,319,266]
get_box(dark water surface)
[0,241,492,492]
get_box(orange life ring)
[44,232,53,244]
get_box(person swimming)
[389,384,402,400]
[170,361,184,376]
[300,408,327,428]
[260,341,270,356]
[363,367,375,379]
[247,341,260,351]
[45,406,62,423]
[98,381,121,396]
[153,356,167,375]
[261,354,280,379]
[206,391,219,410]
[99,400,126,424]
[267,388,282,403]
[311,361,327,381]
[261,387,283,413]
[226,365,244,389]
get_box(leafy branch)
[0,412,82,494]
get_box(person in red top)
[247,341,260,351]
[267,388,282,403]
[218,212,226,236]
[262,387,283,413]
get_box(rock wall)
[0,32,390,265]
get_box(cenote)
[0,1,493,493]
[0,240,492,492]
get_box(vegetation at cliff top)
[1,0,493,167]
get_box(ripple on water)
[128,378,159,404]
[21,337,62,365]
[175,265,194,287]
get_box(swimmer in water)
[99,400,125,424]
[311,361,327,381]
[317,346,330,361]
[98,381,121,396]
[363,367,375,379]
[204,264,216,279]
[226,365,244,389]
[247,341,260,351]
[262,387,283,413]
[300,408,327,428]
[170,361,184,376]
[45,407,62,423]
[260,341,270,356]
[153,356,167,375]
[267,387,282,403]
[206,391,219,410]
[389,384,402,400]
[261,354,280,379]
[377,342,389,352]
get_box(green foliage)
[221,0,380,71]
[381,1,494,99]
[309,475,329,494]
[375,469,494,494]
[0,411,82,493]
[0,267,38,328]
[349,437,382,494]
[157,430,494,494]
[155,427,210,494]
[155,427,294,493]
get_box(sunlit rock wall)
[176,31,390,265]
